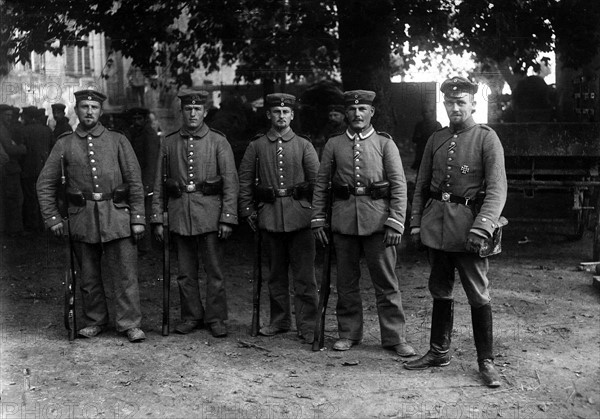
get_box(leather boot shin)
[472,304,501,387]
[405,299,453,370]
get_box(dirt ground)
[1,207,600,418]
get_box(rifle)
[250,155,262,337]
[61,155,77,342]
[312,159,335,351]
[162,153,171,336]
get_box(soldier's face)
[181,104,207,129]
[346,104,374,132]
[52,110,65,121]
[443,93,475,125]
[267,106,294,131]
[75,100,102,129]
[0,111,12,125]
[328,111,344,124]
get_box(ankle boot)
[405,299,453,370]
[472,304,501,387]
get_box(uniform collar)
[449,117,476,134]
[346,125,374,141]
[267,127,295,142]
[75,122,105,137]
[180,123,209,139]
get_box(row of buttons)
[187,137,196,186]
[87,136,100,189]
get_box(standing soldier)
[404,77,507,388]
[311,90,415,357]
[151,89,239,338]
[51,103,73,148]
[238,93,320,344]
[36,89,147,343]
[21,106,53,232]
[127,107,160,254]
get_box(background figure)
[126,107,160,254]
[411,104,441,171]
[151,89,239,338]
[0,104,26,236]
[314,104,347,158]
[20,106,53,233]
[238,93,320,345]
[36,89,147,343]
[51,103,73,149]
[511,56,553,122]
[127,65,146,107]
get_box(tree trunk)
[336,0,394,132]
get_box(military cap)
[265,93,296,108]
[178,89,209,106]
[36,108,47,118]
[0,104,12,113]
[22,106,38,117]
[440,76,478,97]
[127,107,149,117]
[328,104,345,114]
[343,90,376,106]
[51,103,66,111]
[74,88,107,104]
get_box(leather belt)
[274,188,294,197]
[431,191,475,207]
[349,186,369,196]
[81,192,113,201]
[184,182,204,193]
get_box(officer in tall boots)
[405,77,507,388]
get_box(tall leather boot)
[472,304,501,387]
[404,299,453,370]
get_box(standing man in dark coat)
[21,106,53,232]
[312,90,415,357]
[151,90,239,338]
[51,103,72,148]
[405,77,507,388]
[37,89,147,343]
[238,93,320,344]
[127,107,160,253]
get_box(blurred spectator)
[411,104,441,171]
[51,103,73,148]
[127,65,146,107]
[315,104,347,158]
[511,57,554,122]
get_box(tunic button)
[279,168,283,171]
[278,147,282,151]
[355,166,360,170]
[481,217,487,222]
[280,175,284,178]
[93,175,98,179]
[189,159,193,163]
[88,136,92,140]
[449,150,455,154]
[52,216,56,220]
[89,151,94,155]
[189,173,194,177]
[189,137,193,141]
[356,143,360,147]
[189,152,193,156]
[447,166,451,170]
[189,166,193,170]
[95,184,99,188]
[279,161,284,165]
[91,159,96,163]
[190,144,194,148]
[280,183,284,186]
[448,157,452,161]
[450,141,456,145]
[357,181,361,186]
[355,158,359,162]
[446,183,450,187]
[278,140,282,143]
[89,143,93,147]
[356,174,360,177]
[453,135,458,138]
[92,167,97,171]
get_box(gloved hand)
[465,232,486,254]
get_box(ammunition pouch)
[332,183,350,200]
[292,181,314,202]
[203,176,223,195]
[255,186,276,203]
[369,180,390,200]
[112,183,130,204]
[67,189,86,207]
[165,178,182,199]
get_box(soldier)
[238,93,320,344]
[0,104,26,236]
[315,104,347,157]
[127,107,160,254]
[51,103,73,148]
[36,89,147,343]
[311,90,415,357]
[404,77,507,388]
[20,106,53,232]
[151,89,239,338]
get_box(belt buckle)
[92,192,102,201]
[355,186,366,195]
[276,188,288,197]
[441,192,451,202]
[186,184,196,193]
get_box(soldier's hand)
[312,227,329,247]
[410,227,426,251]
[131,224,145,243]
[465,232,486,254]
[218,223,233,240]
[383,227,402,247]
[153,224,164,243]
[50,222,64,238]
[246,212,258,232]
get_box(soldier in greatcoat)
[238,93,320,344]
[36,89,147,342]
[151,90,239,338]
[311,90,416,357]
[405,77,507,388]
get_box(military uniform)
[405,77,507,388]
[238,93,320,340]
[21,106,53,231]
[36,90,146,336]
[151,90,239,333]
[51,103,73,149]
[311,90,412,349]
